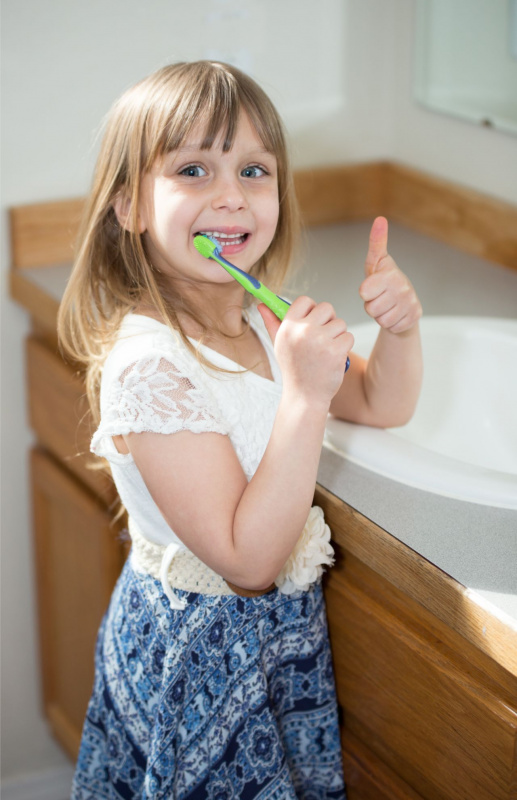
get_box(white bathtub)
[324,316,517,509]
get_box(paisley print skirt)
[71,558,347,799]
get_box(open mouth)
[195,231,249,249]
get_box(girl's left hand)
[359,217,422,334]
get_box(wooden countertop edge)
[10,269,60,332]
[315,484,517,678]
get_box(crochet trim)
[129,505,334,604]
[129,520,235,596]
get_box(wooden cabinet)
[31,448,126,758]
[316,486,517,800]
[26,330,127,759]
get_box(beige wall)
[2,0,516,783]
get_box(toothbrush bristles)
[207,236,220,255]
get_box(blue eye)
[180,164,207,177]
[241,165,266,178]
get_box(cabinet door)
[324,551,517,800]
[26,335,115,502]
[31,448,126,759]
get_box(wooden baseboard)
[9,162,517,271]
[384,162,517,269]
[293,161,387,226]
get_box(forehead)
[176,111,271,156]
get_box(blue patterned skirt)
[71,558,346,799]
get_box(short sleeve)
[91,350,229,460]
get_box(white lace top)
[91,305,283,549]
[91,306,334,605]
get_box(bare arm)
[330,217,423,426]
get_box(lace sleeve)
[91,351,229,461]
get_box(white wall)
[2,0,517,784]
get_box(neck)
[136,280,249,339]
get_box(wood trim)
[9,161,517,272]
[293,161,386,226]
[315,484,517,680]
[10,197,85,269]
[385,162,517,270]
[9,270,60,331]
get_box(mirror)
[414,0,517,136]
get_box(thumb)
[365,216,389,275]
[257,303,282,343]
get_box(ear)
[112,191,146,234]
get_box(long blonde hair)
[58,61,300,425]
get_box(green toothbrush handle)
[207,246,291,321]
[253,284,291,321]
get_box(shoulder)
[94,314,229,443]
[103,314,189,380]
[112,313,183,355]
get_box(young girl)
[59,61,422,800]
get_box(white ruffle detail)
[275,506,334,594]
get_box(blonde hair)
[58,60,300,425]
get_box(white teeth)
[199,231,246,239]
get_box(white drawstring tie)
[159,543,187,610]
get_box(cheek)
[153,194,190,241]
[258,194,280,240]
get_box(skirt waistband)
[129,520,275,607]
[128,505,334,609]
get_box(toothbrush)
[193,234,350,372]
[194,234,291,320]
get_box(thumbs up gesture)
[359,217,422,334]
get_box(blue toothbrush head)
[207,236,221,256]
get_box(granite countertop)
[289,222,517,628]
[17,222,517,626]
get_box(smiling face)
[136,112,280,289]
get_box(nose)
[211,174,248,212]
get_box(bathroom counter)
[12,222,517,629]
[292,222,517,629]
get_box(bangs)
[141,62,284,169]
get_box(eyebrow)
[173,143,272,155]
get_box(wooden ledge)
[294,162,517,270]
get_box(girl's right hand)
[258,298,354,407]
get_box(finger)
[364,295,395,321]
[360,261,402,302]
[257,303,282,343]
[365,216,389,275]
[375,304,404,329]
[286,295,317,319]
[388,313,412,334]
[307,301,336,325]
[359,271,390,302]
[325,318,348,339]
